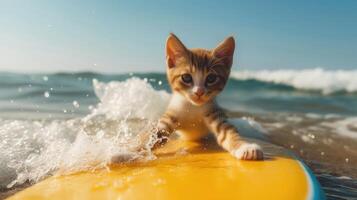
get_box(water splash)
[0,78,170,188]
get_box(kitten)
[153,33,263,160]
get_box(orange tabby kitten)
[154,33,264,160]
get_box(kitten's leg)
[151,110,178,149]
[204,109,263,160]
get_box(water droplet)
[72,101,80,108]
[96,130,105,139]
[44,91,50,98]
[88,105,94,110]
[43,76,48,81]
[308,134,315,139]
[63,109,67,113]
[158,81,162,85]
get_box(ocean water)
[0,68,356,199]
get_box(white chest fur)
[167,93,212,140]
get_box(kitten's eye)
[181,74,193,84]
[206,74,219,85]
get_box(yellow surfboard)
[7,137,324,200]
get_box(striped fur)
[154,33,263,160]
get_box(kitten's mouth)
[190,96,206,105]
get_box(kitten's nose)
[193,87,205,97]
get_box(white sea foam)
[337,176,352,180]
[320,117,357,139]
[0,78,170,188]
[231,68,357,94]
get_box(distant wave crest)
[231,68,357,94]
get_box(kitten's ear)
[166,33,188,68]
[213,36,235,67]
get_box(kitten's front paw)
[232,143,264,160]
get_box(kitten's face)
[165,34,235,106]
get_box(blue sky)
[1,0,356,73]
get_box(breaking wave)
[231,68,357,94]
